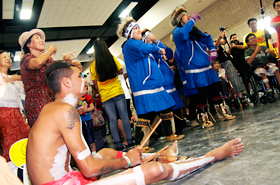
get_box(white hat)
[18,29,45,50]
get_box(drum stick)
[144,145,169,163]
[140,118,162,148]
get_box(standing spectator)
[215,31,246,107]
[18,29,57,127]
[227,34,248,72]
[271,0,280,56]
[244,18,277,57]
[90,39,134,151]
[0,50,30,161]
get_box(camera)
[219,26,226,32]
[230,40,238,43]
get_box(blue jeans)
[103,94,133,147]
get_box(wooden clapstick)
[140,118,162,148]
[144,145,169,163]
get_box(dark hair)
[230,34,237,40]
[23,36,33,54]
[189,26,205,42]
[0,50,7,55]
[245,33,256,43]
[141,28,151,37]
[45,61,74,95]
[247,18,257,26]
[94,39,118,82]
[273,0,280,8]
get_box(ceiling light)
[20,9,32,19]
[257,16,276,34]
[119,2,138,18]
[87,47,94,54]
[13,51,21,62]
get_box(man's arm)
[59,104,141,178]
[270,22,280,28]
[246,45,262,65]
[266,48,276,58]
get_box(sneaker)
[165,134,185,141]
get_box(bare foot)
[205,138,244,162]
[162,141,179,156]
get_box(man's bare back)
[27,101,76,184]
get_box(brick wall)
[161,0,278,51]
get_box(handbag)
[91,106,105,130]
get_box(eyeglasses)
[248,37,256,41]
[249,22,257,26]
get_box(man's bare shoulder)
[38,101,80,130]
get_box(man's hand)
[255,45,262,53]
[218,30,226,39]
[265,48,272,53]
[163,55,168,61]
[124,146,142,167]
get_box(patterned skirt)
[0,107,30,162]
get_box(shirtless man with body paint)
[26,61,244,185]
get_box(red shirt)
[271,16,280,53]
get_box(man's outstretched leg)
[90,138,244,184]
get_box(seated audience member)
[245,33,280,103]
[212,60,230,100]
[26,61,244,185]
[244,18,278,57]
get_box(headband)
[142,31,153,43]
[124,22,140,39]
[176,11,187,25]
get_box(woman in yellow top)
[90,39,134,151]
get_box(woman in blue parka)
[171,6,235,127]
[117,17,184,146]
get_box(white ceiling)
[44,39,91,61]
[37,0,122,28]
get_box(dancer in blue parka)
[171,6,235,128]
[117,17,184,146]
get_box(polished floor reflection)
[102,100,280,184]
[151,100,280,184]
